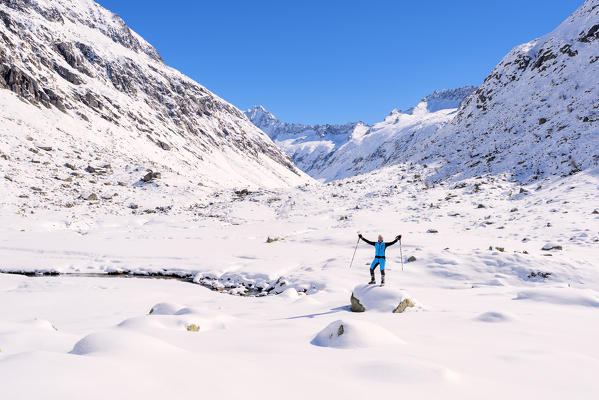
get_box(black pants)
[370,265,385,280]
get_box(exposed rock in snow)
[311,319,403,348]
[542,243,563,251]
[350,284,416,313]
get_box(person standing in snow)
[358,233,401,285]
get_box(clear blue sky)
[96,0,581,124]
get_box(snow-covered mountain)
[249,1,599,184]
[419,0,599,182]
[247,86,476,181]
[245,105,370,179]
[0,0,309,207]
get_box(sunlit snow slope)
[0,0,310,197]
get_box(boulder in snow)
[142,170,161,182]
[350,284,416,313]
[157,140,171,151]
[542,243,563,251]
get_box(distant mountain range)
[247,86,476,181]
[249,0,599,184]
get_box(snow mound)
[515,289,599,308]
[22,318,58,332]
[149,302,182,315]
[350,284,416,313]
[128,304,229,333]
[71,329,181,356]
[476,311,514,323]
[311,319,403,349]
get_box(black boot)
[380,270,385,286]
[368,268,376,284]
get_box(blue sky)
[97,0,581,124]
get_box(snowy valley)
[1,0,599,399]
[246,86,476,181]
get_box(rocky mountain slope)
[418,0,599,182]
[247,86,476,181]
[0,0,309,212]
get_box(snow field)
[1,163,598,398]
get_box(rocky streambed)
[0,269,310,297]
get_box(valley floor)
[1,164,598,399]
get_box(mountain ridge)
[0,0,310,209]
[246,86,476,181]
[417,0,599,182]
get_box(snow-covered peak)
[400,86,477,115]
[420,86,478,112]
[247,86,476,181]
[246,105,276,121]
[245,105,366,141]
[245,105,279,132]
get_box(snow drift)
[311,319,403,348]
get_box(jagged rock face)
[247,87,475,182]
[0,0,307,189]
[422,0,599,182]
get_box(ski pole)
[349,236,360,269]
[399,238,404,271]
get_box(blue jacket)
[360,236,400,259]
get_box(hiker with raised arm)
[358,233,402,286]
